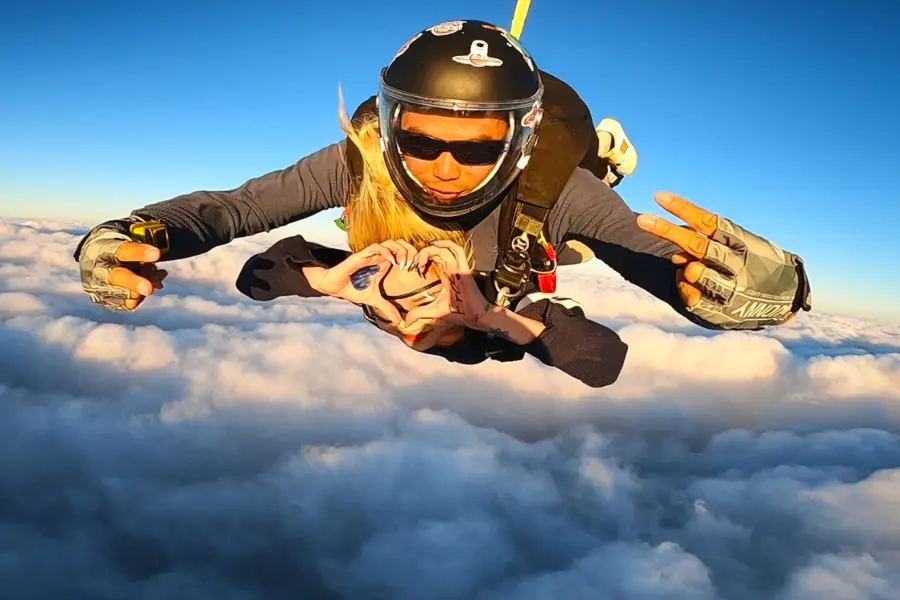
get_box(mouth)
[425,186,462,201]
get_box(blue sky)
[2,0,898,322]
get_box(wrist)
[302,266,329,294]
[472,304,503,330]
[473,305,547,345]
[467,300,499,330]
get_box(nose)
[432,151,461,181]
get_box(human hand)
[637,192,811,329]
[310,243,406,325]
[79,231,168,311]
[401,240,489,333]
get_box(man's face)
[397,111,508,204]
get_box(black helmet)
[377,20,544,219]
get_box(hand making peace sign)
[636,192,812,330]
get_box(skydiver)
[74,19,812,340]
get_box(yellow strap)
[510,0,532,39]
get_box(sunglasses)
[396,130,506,166]
[362,278,443,325]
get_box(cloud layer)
[2,217,899,600]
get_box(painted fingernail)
[637,214,656,227]
[657,194,672,204]
[138,282,152,295]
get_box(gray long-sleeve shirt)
[129,140,698,323]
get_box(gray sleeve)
[548,167,695,319]
[131,140,350,261]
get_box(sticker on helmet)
[392,32,422,61]
[429,21,465,36]
[452,40,503,68]
[521,101,543,129]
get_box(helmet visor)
[378,81,543,219]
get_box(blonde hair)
[337,89,471,261]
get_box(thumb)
[403,310,422,329]
[402,304,435,331]
[371,299,404,328]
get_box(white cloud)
[1,217,899,600]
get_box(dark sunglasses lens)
[397,131,504,166]
[397,131,442,160]
[451,141,505,166]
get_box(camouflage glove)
[73,217,169,312]
[637,192,812,331]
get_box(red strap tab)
[537,243,558,293]
[538,272,557,293]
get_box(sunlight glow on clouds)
[1,218,899,600]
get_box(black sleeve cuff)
[235,235,350,301]
[513,299,629,388]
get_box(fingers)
[414,246,455,275]
[677,260,737,308]
[675,269,702,308]
[654,192,719,237]
[370,298,404,327]
[334,244,393,280]
[362,243,399,267]
[403,287,450,329]
[379,240,418,271]
[115,242,161,263]
[671,251,691,265]
[638,214,711,260]
[428,240,470,272]
[427,240,462,250]
[124,291,145,311]
[402,304,435,330]
[683,261,707,285]
[398,314,433,336]
[108,264,168,297]
[108,266,154,296]
[684,261,736,303]
[350,244,395,268]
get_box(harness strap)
[490,71,597,306]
